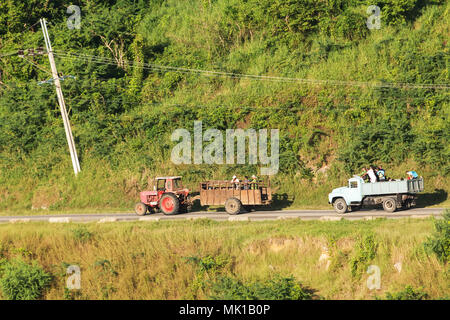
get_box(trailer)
[199,180,272,214]
[328,176,424,213]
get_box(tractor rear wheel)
[225,198,242,215]
[159,193,180,215]
[135,202,148,216]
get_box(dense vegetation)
[0,0,448,212]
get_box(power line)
[22,20,41,34]
[20,56,52,75]
[63,93,448,111]
[60,74,448,105]
[0,51,17,58]
[53,50,450,90]
[3,49,448,90]
[54,51,306,84]
[0,20,42,58]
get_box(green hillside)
[0,0,448,213]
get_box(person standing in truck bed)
[360,167,369,182]
[406,171,419,180]
[367,166,378,183]
[376,165,386,181]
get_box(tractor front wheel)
[135,202,148,216]
[159,193,180,215]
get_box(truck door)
[347,179,363,204]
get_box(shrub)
[209,275,314,300]
[385,285,429,300]
[209,276,252,299]
[424,209,450,264]
[93,259,118,276]
[350,234,378,278]
[184,255,231,274]
[71,226,94,242]
[0,259,52,300]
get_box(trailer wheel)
[382,198,397,213]
[134,202,148,216]
[159,193,180,215]
[225,198,242,215]
[333,198,348,214]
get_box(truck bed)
[361,178,424,196]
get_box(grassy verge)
[0,218,448,300]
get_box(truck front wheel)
[382,198,397,213]
[333,198,348,214]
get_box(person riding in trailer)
[242,176,250,190]
[250,175,258,190]
[231,175,240,189]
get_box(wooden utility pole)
[40,18,81,175]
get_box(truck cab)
[328,176,364,208]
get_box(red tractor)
[134,176,191,215]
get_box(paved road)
[0,207,444,223]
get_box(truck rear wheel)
[159,193,180,215]
[135,202,148,216]
[225,198,242,215]
[333,198,348,214]
[382,198,397,213]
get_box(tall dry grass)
[0,218,447,299]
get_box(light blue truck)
[328,176,424,213]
